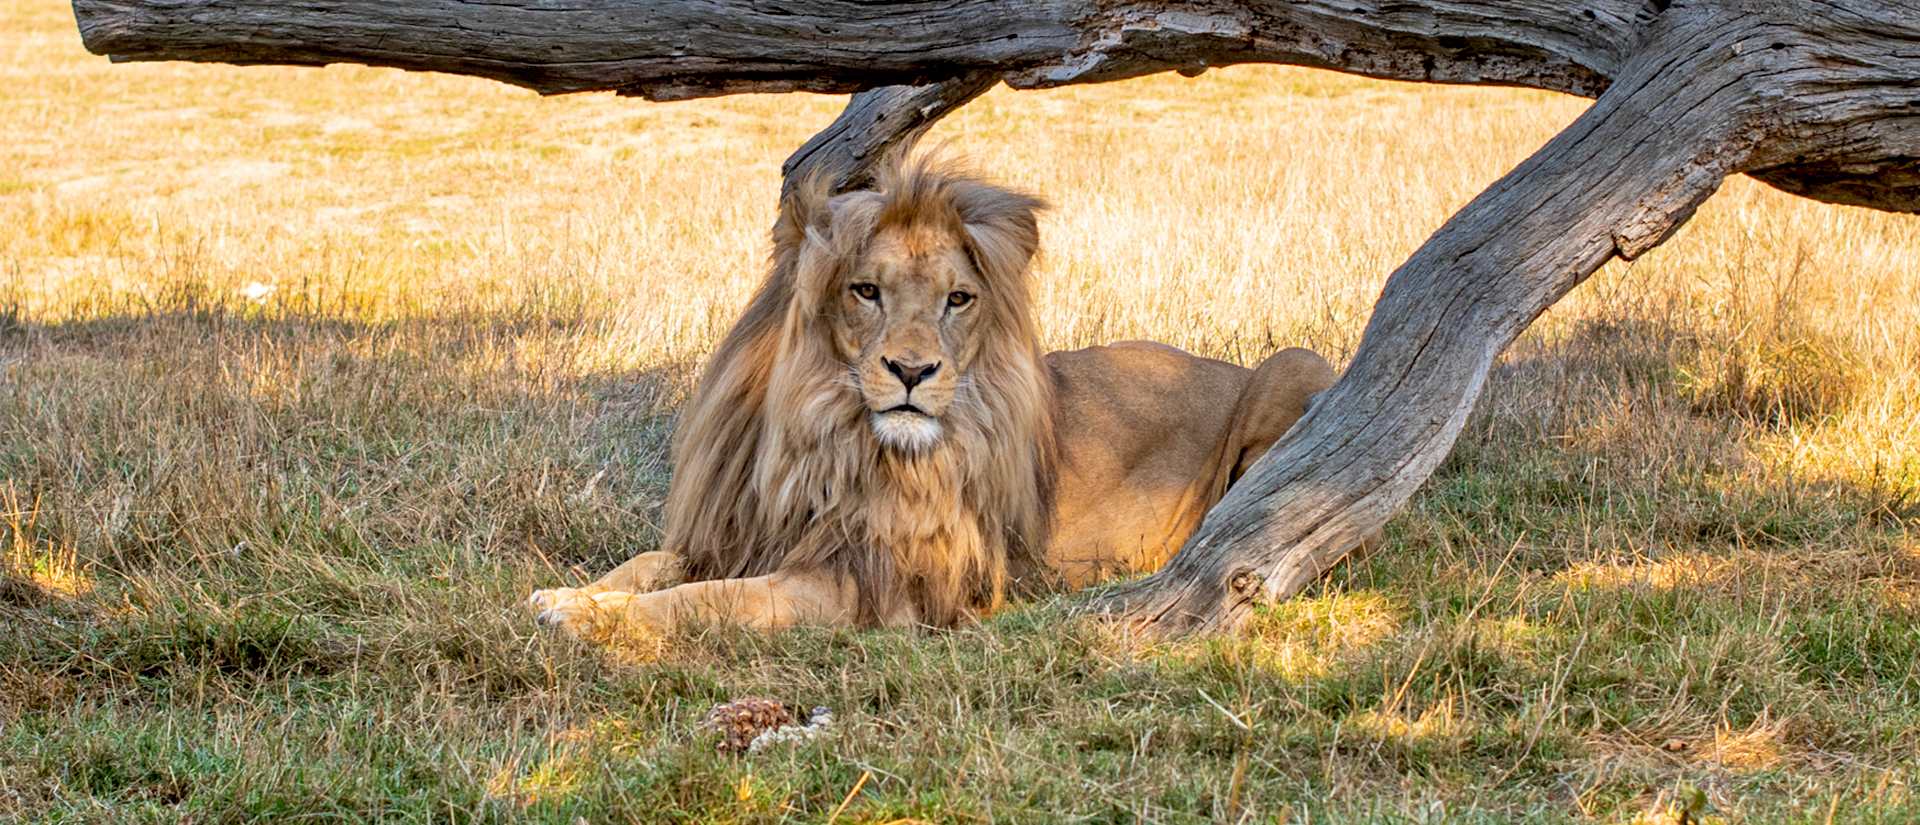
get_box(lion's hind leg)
[1208,347,1384,553]
[1214,347,1337,492]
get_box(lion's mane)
[661,156,1055,626]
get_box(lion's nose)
[883,358,941,392]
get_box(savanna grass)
[3,0,1919,821]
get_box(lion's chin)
[870,409,944,452]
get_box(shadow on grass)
[0,295,702,820]
[0,293,693,567]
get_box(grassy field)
[5,0,1920,821]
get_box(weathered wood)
[1093,0,1920,635]
[73,0,1633,101]
[69,0,1920,637]
[781,73,998,199]
[71,0,1920,216]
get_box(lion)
[528,155,1339,638]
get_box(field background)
[5,0,1920,821]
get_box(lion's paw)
[526,586,583,612]
[531,588,633,640]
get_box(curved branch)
[781,73,999,199]
[1094,0,1920,636]
[1094,6,1785,635]
[74,0,1919,216]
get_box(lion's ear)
[955,185,1047,284]
[771,177,826,279]
[790,190,884,311]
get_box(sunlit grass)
[4,0,1920,821]
[1,483,90,601]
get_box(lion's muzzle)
[863,354,956,451]
[870,407,943,450]
[883,358,940,391]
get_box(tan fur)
[529,156,1340,637]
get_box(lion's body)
[1043,341,1333,587]
[529,158,1336,637]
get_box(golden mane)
[662,155,1055,626]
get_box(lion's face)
[668,156,1050,626]
[832,224,984,451]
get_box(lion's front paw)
[531,588,633,641]
[527,586,583,612]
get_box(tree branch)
[73,0,1635,100]
[781,73,999,199]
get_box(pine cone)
[701,697,792,753]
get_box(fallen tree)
[73,0,1920,636]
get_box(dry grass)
[4,0,1920,821]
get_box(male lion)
[529,156,1338,638]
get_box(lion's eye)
[852,283,880,302]
[947,291,973,308]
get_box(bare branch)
[73,0,1634,100]
[782,73,999,198]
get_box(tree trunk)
[1093,1,1920,635]
[70,0,1920,637]
[1100,8,1748,633]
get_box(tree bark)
[1093,0,1920,635]
[780,73,999,200]
[72,0,1634,100]
[69,0,1917,224]
[69,0,1920,636]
